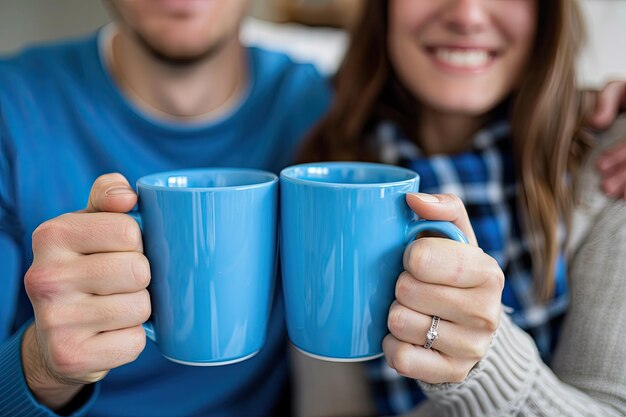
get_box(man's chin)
[134,32,230,66]
[147,49,217,66]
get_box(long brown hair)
[299,0,589,300]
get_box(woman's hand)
[383,193,504,384]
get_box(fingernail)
[409,192,439,203]
[105,186,134,196]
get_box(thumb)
[406,192,477,246]
[83,173,137,213]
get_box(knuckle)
[387,304,406,336]
[395,272,416,300]
[32,219,69,251]
[120,217,142,249]
[494,270,505,292]
[473,313,499,333]
[445,193,464,210]
[476,338,492,360]
[465,346,482,362]
[466,337,490,361]
[392,344,415,377]
[470,298,502,333]
[95,173,127,188]
[127,326,147,357]
[111,327,147,366]
[485,257,504,289]
[131,254,151,288]
[24,263,63,301]
[449,365,470,383]
[136,290,152,323]
[407,239,433,275]
[382,334,394,355]
[48,341,85,377]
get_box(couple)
[1,1,625,416]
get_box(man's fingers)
[69,252,151,295]
[586,81,626,130]
[84,173,137,214]
[32,212,143,256]
[601,167,626,198]
[83,325,147,373]
[77,291,152,333]
[597,141,626,172]
[406,193,477,246]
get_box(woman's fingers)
[402,238,500,288]
[394,271,502,329]
[406,193,478,246]
[383,334,473,384]
[387,301,492,361]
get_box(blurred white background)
[0,0,624,86]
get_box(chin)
[429,98,498,117]
[134,28,229,64]
[158,42,209,57]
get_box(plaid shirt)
[367,120,569,415]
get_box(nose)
[442,0,490,35]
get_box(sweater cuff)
[0,322,99,417]
[418,312,541,416]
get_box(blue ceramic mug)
[280,162,468,361]
[129,168,279,366]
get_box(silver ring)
[423,316,440,350]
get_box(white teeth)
[434,48,490,68]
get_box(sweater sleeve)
[418,296,626,417]
[0,322,100,417]
[414,124,626,417]
[0,109,100,417]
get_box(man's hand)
[597,141,626,199]
[22,173,151,410]
[586,81,626,199]
[586,81,626,130]
[383,193,504,384]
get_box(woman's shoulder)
[568,116,626,255]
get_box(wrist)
[21,323,83,411]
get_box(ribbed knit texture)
[0,323,98,417]
[411,119,626,417]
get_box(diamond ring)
[423,316,440,350]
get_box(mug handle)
[127,211,157,343]
[405,220,469,245]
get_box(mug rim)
[280,162,419,188]
[137,167,278,192]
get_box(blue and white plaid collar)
[366,119,569,415]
